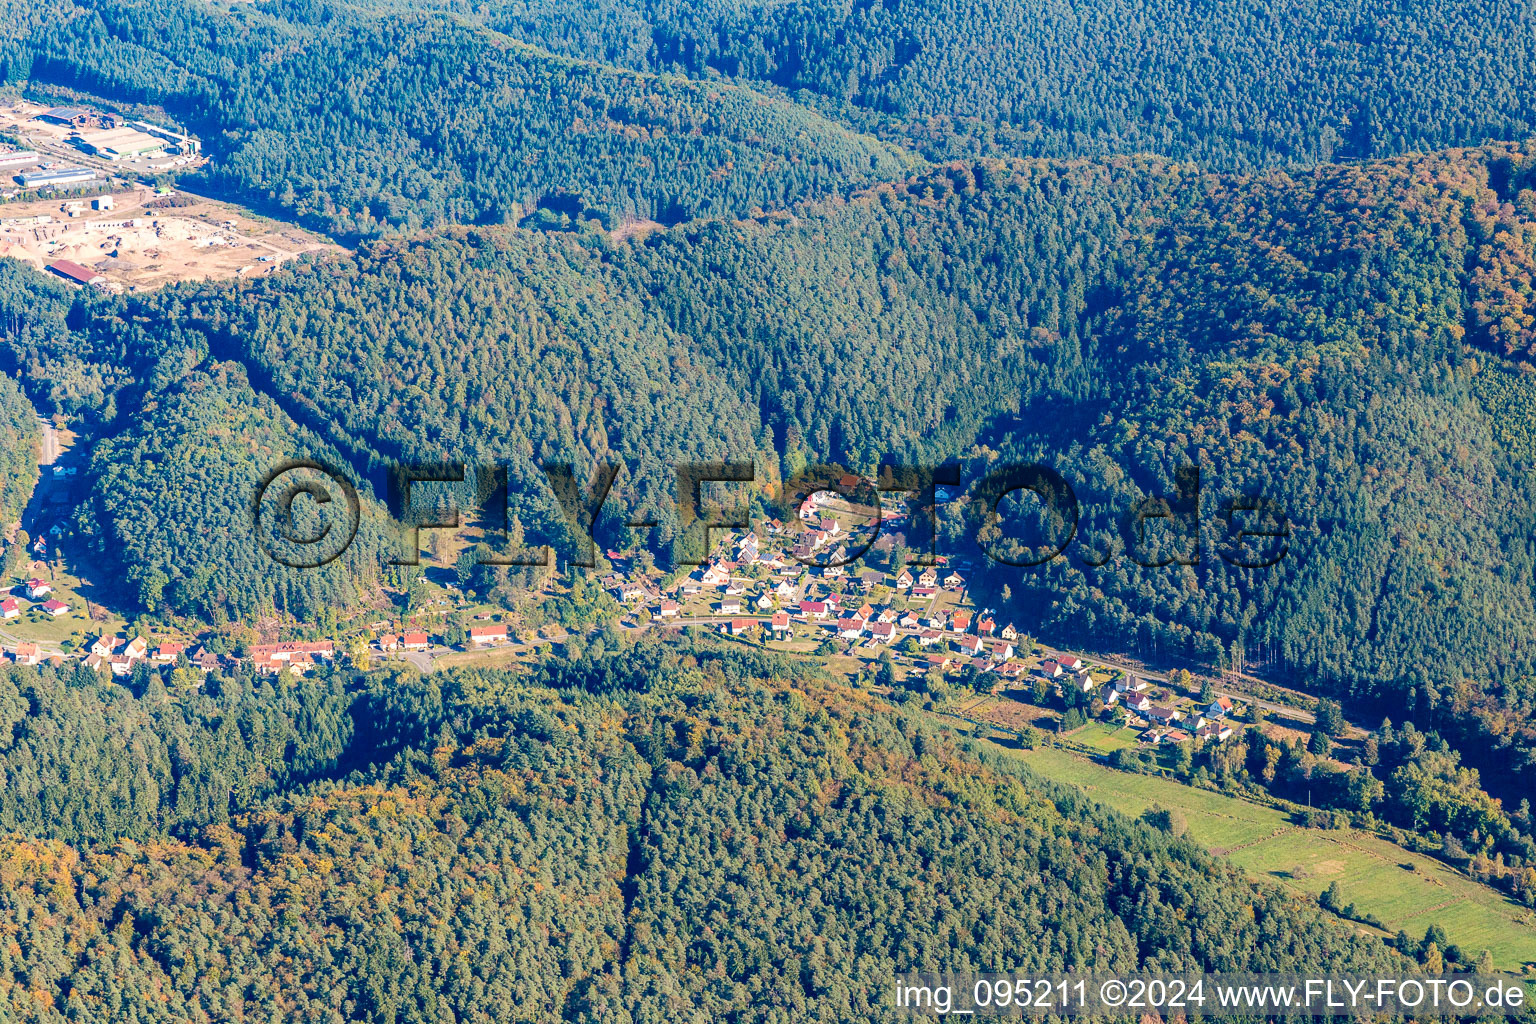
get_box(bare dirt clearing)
[0,187,340,291]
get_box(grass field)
[1013,746,1536,974]
[1064,720,1141,753]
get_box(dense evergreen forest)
[463,0,1536,170]
[6,144,1536,802]
[0,372,40,524]
[3,0,910,237]
[4,0,1536,1012]
[0,642,1406,1021]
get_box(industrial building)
[129,120,201,155]
[17,166,99,187]
[78,126,165,161]
[38,106,116,129]
[46,259,106,287]
[0,150,41,170]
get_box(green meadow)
[1015,745,1536,974]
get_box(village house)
[770,611,791,635]
[1059,656,1084,672]
[1115,675,1149,693]
[611,580,647,602]
[898,611,920,629]
[799,600,829,619]
[726,618,753,636]
[1000,661,1026,680]
[836,617,864,639]
[1125,692,1152,712]
[927,654,952,671]
[911,586,937,600]
[870,622,896,644]
[956,634,983,656]
[894,570,914,590]
[1099,683,1120,706]
[90,636,124,657]
[13,643,40,666]
[1145,705,1182,725]
[755,593,775,610]
[41,599,69,617]
[1205,696,1235,719]
[108,654,135,676]
[793,532,824,559]
[989,640,1015,662]
[943,571,965,589]
[398,633,428,651]
[187,646,221,672]
[251,641,337,662]
[124,636,149,659]
[468,625,509,647]
[917,567,938,588]
[1037,659,1063,678]
[379,634,400,651]
[701,563,730,586]
[976,616,996,636]
[949,611,971,633]
[656,600,680,619]
[1196,721,1234,742]
[24,579,51,600]
[999,624,1018,641]
[152,642,184,663]
[0,599,17,619]
[717,597,743,615]
[819,517,841,537]
[918,629,942,647]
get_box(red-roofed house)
[468,624,508,647]
[41,599,68,617]
[770,611,791,634]
[24,579,50,600]
[13,643,40,665]
[837,617,864,639]
[0,598,17,619]
[401,632,429,651]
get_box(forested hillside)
[80,363,396,622]
[0,643,1404,1022]
[430,0,1536,169]
[0,373,40,525]
[10,143,1535,804]
[5,0,909,236]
